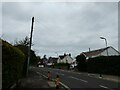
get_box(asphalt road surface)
[30,67,120,90]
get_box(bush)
[15,45,38,66]
[2,40,25,88]
[87,56,120,76]
[76,54,86,72]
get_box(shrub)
[2,40,25,88]
[87,56,120,76]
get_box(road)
[30,66,119,90]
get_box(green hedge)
[2,40,25,88]
[15,45,38,66]
[87,56,120,76]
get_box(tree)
[76,54,86,72]
[14,36,29,47]
[42,55,47,65]
[2,39,25,88]
[14,36,38,73]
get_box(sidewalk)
[18,69,56,89]
[101,74,120,82]
[75,71,120,83]
[87,73,120,82]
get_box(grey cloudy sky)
[2,2,119,58]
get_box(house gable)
[81,46,120,59]
[57,54,73,64]
[101,46,120,56]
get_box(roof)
[49,57,58,61]
[59,55,65,59]
[51,57,58,60]
[59,54,73,60]
[81,46,115,57]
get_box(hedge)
[87,56,120,76]
[15,45,38,66]
[2,40,25,88]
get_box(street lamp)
[99,36,109,78]
[100,36,109,56]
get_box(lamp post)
[100,36,109,78]
[100,36,109,56]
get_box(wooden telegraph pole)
[27,17,34,76]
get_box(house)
[57,53,74,64]
[47,57,58,65]
[80,46,120,59]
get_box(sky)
[1,1,119,58]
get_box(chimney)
[64,53,66,56]
[89,48,90,52]
[69,53,71,56]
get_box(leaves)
[2,39,25,88]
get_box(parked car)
[38,64,44,67]
[70,64,74,70]
[37,62,44,67]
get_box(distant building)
[80,46,120,59]
[57,53,74,64]
[48,57,58,65]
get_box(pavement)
[17,69,57,89]
[87,73,120,83]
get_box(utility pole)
[27,17,34,76]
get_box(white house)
[81,46,120,59]
[57,53,74,64]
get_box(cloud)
[2,2,118,57]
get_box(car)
[70,65,74,70]
[38,64,44,67]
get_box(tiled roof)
[81,47,109,57]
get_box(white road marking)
[79,79,88,83]
[99,85,114,90]
[70,76,79,80]
[36,71,48,78]
[36,71,40,74]
[60,82,71,90]
[36,71,70,90]
[69,76,88,83]
[88,74,96,77]
[78,73,81,74]
[99,85,109,89]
